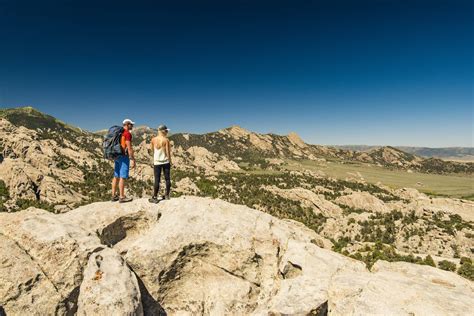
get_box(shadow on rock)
[133,269,167,316]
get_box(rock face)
[0,117,89,207]
[0,208,104,314]
[77,248,143,316]
[262,185,343,217]
[1,197,472,315]
[335,191,389,213]
[0,233,62,315]
[174,177,201,195]
[185,146,241,174]
[287,132,307,148]
[329,261,474,315]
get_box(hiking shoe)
[119,196,133,203]
[163,195,170,200]
[111,195,119,202]
[148,196,160,204]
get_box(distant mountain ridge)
[169,128,473,174]
[334,145,474,161]
[3,106,473,175]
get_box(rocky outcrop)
[329,260,474,315]
[262,185,343,217]
[335,191,389,213]
[219,125,252,139]
[417,197,474,222]
[1,197,472,315]
[0,233,62,315]
[77,248,143,315]
[0,117,91,208]
[287,132,307,148]
[175,177,201,195]
[185,146,241,174]
[0,208,104,314]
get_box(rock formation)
[1,197,472,315]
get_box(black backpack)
[103,126,124,160]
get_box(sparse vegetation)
[347,242,425,269]
[15,199,55,212]
[339,204,367,215]
[358,211,403,245]
[331,237,352,253]
[0,107,86,146]
[429,212,473,236]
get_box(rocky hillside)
[336,145,474,161]
[0,108,471,211]
[169,127,472,174]
[0,107,241,211]
[0,107,104,211]
[1,197,473,315]
[114,123,473,174]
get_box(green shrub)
[457,262,474,281]
[331,237,351,253]
[423,255,436,267]
[0,180,9,212]
[0,180,8,198]
[450,245,460,258]
[438,260,456,272]
[460,257,472,265]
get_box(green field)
[283,159,474,200]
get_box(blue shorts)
[114,156,130,179]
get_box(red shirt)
[120,129,132,155]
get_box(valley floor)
[283,159,474,200]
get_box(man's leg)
[119,178,126,198]
[118,156,132,203]
[112,177,118,197]
[112,159,120,200]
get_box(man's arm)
[126,140,135,168]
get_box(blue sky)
[0,0,472,146]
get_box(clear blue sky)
[0,0,472,147]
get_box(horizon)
[1,0,473,147]
[2,105,473,149]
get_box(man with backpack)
[108,119,136,203]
